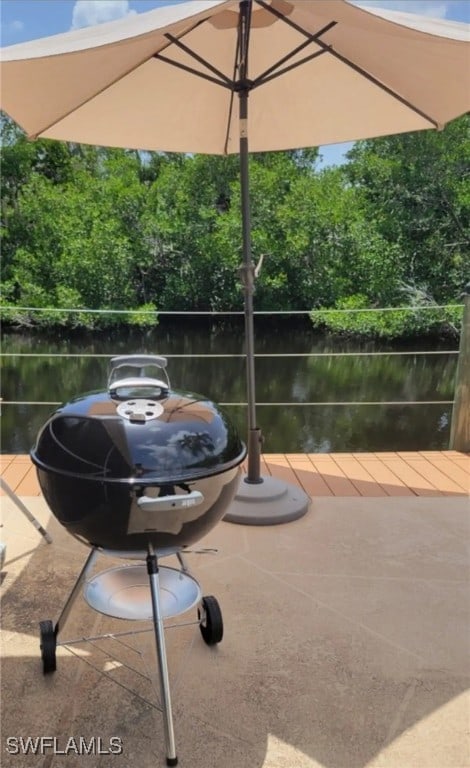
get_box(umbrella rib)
[252,20,337,86]
[256,0,323,37]
[253,48,328,88]
[154,17,246,155]
[255,0,439,127]
[154,52,231,89]
[323,47,439,128]
[223,22,242,155]
[161,33,233,87]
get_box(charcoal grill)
[31,355,246,766]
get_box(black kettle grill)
[31,354,246,551]
[31,355,246,766]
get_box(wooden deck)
[1,451,468,497]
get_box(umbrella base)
[224,475,310,526]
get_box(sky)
[0,0,468,166]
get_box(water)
[0,317,458,454]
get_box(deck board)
[416,454,469,494]
[1,452,468,498]
[378,456,442,496]
[285,455,333,497]
[351,455,413,497]
[395,452,466,495]
[329,454,387,497]
[307,455,361,496]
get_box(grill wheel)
[39,619,57,674]
[198,595,223,645]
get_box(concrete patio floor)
[1,492,469,768]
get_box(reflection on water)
[1,318,458,454]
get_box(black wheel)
[198,595,223,645]
[39,620,57,674]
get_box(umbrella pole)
[224,0,310,525]
[238,86,262,484]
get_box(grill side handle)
[137,491,204,513]
[129,490,206,535]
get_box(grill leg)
[0,477,53,543]
[147,546,178,767]
[176,551,189,573]
[54,547,99,638]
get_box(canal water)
[1,317,458,454]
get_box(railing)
[0,349,459,409]
[0,351,460,406]
[450,291,470,451]
[1,303,468,451]
[0,305,463,315]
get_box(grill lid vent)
[116,399,164,423]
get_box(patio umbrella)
[1,0,469,524]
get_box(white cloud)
[71,0,137,30]
[353,1,449,19]
[0,18,25,41]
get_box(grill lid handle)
[108,355,171,396]
[110,355,168,371]
[109,376,169,399]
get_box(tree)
[345,115,470,303]
[2,167,152,327]
[2,109,467,337]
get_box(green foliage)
[1,129,157,328]
[310,294,463,339]
[345,115,470,303]
[1,112,468,337]
[127,303,158,327]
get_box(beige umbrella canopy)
[0,0,468,151]
[1,0,469,524]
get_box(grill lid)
[31,355,246,483]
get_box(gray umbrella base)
[224,474,310,525]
